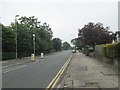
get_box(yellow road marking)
[46,58,68,89]
[46,55,72,89]
[51,58,70,89]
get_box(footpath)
[61,52,118,89]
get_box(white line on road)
[2,66,8,69]
[0,61,8,64]
[3,65,27,74]
[17,62,23,64]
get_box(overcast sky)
[1,0,119,44]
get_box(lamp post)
[15,15,19,58]
[33,33,35,58]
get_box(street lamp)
[15,15,19,58]
[33,33,35,58]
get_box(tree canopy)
[52,38,62,52]
[2,16,54,59]
[77,22,115,49]
[62,42,71,50]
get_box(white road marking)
[17,62,23,64]
[3,65,27,73]
[0,61,8,63]
[2,66,8,68]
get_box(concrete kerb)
[48,55,73,89]
[55,55,73,88]
[57,54,73,88]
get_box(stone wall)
[93,45,118,68]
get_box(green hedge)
[102,46,107,57]
[2,52,31,60]
[2,52,16,60]
[17,52,31,58]
[82,46,94,56]
[102,42,120,58]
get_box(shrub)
[89,47,94,52]
[102,45,107,57]
[2,52,16,60]
[115,42,120,57]
[2,52,31,60]
[18,52,31,58]
[81,45,94,56]
[106,44,115,58]
[102,42,120,58]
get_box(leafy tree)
[62,41,71,50]
[2,25,15,52]
[52,38,62,51]
[35,22,53,53]
[17,16,53,54]
[17,24,32,57]
[2,16,54,59]
[78,22,115,49]
[2,24,16,59]
[71,38,85,50]
[71,38,76,46]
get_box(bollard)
[31,54,35,61]
[41,53,44,59]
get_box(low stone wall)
[93,45,118,68]
[93,45,104,61]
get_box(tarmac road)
[2,50,72,88]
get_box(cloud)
[1,2,118,43]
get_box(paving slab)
[62,52,118,89]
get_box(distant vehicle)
[72,50,76,53]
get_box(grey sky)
[1,0,119,44]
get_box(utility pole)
[33,33,35,57]
[15,15,19,58]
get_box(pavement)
[2,50,72,88]
[62,52,118,89]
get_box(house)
[116,31,120,42]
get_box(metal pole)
[15,15,19,59]
[33,34,35,57]
[34,35,35,56]
[15,17,17,58]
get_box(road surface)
[2,50,72,88]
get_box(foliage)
[102,45,107,57]
[82,45,94,56]
[2,16,53,59]
[62,42,71,50]
[2,52,16,60]
[2,25,15,52]
[71,38,76,45]
[76,22,115,49]
[82,46,89,56]
[52,38,62,51]
[102,42,120,58]
[71,38,85,50]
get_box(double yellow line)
[46,55,72,90]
